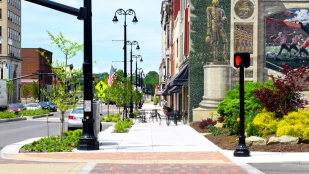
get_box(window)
[0,9,2,19]
[0,26,2,37]
[0,44,2,54]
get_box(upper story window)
[8,0,21,10]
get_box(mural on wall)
[189,0,230,122]
[266,9,309,71]
[234,24,253,53]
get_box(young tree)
[30,81,39,101]
[22,84,31,105]
[6,79,15,105]
[39,31,83,141]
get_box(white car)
[68,106,102,131]
[26,103,42,110]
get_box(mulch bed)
[190,122,309,152]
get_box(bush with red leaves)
[199,118,217,129]
[253,64,309,118]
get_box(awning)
[168,86,182,94]
[161,64,188,96]
[167,64,188,87]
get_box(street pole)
[127,41,140,118]
[234,66,250,157]
[26,0,99,151]
[113,9,138,119]
[78,0,99,150]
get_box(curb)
[24,113,54,119]
[0,117,26,123]
[0,113,54,123]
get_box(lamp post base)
[77,136,99,150]
[234,143,250,157]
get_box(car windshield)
[27,104,37,107]
[9,104,22,108]
[72,108,83,114]
[39,102,48,106]
[47,101,55,105]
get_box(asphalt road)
[249,163,309,174]
[0,104,119,151]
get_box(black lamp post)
[127,41,140,118]
[132,55,143,87]
[113,8,138,118]
[140,70,145,92]
[0,61,6,79]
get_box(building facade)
[0,0,22,103]
[21,48,53,103]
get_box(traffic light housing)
[92,76,96,83]
[234,52,250,68]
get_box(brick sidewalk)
[1,152,249,173]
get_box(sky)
[21,0,162,76]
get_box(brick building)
[21,48,53,103]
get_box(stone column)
[192,62,233,122]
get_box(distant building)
[0,0,22,102]
[21,48,53,102]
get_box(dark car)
[8,103,25,113]
[47,101,57,112]
[38,102,50,110]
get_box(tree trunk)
[60,111,65,141]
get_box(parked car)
[68,106,102,131]
[46,101,57,112]
[38,102,50,110]
[8,103,25,113]
[26,103,42,110]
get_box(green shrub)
[114,118,134,133]
[218,81,264,135]
[0,111,18,119]
[23,129,82,153]
[205,125,228,136]
[133,110,140,117]
[276,110,309,139]
[19,109,50,116]
[252,110,279,136]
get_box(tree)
[6,79,15,105]
[31,81,39,101]
[144,71,159,94]
[22,84,31,105]
[39,31,83,141]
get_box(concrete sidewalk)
[1,103,309,174]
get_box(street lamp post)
[127,41,140,118]
[0,61,6,79]
[113,8,138,118]
[132,55,143,88]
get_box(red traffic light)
[234,52,250,68]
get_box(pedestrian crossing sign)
[95,81,107,93]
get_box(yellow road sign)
[95,81,107,93]
[97,93,105,98]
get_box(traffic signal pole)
[233,52,250,157]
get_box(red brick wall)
[21,48,53,100]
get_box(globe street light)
[127,41,140,118]
[112,9,138,79]
[132,55,143,87]
[113,9,138,119]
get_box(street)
[0,104,118,151]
